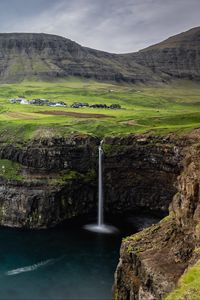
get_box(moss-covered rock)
[0,159,24,181]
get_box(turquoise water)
[0,214,160,300]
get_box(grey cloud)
[0,0,199,53]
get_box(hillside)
[0,33,158,83]
[0,27,199,83]
[128,27,200,80]
[0,80,199,141]
[142,27,200,50]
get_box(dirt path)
[36,110,114,118]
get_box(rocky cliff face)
[104,135,183,213]
[0,26,199,83]
[114,131,200,300]
[0,131,199,298]
[0,134,184,228]
[0,33,159,83]
[0,135,98,228]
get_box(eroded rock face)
[114,135,200,300]
[114,218,191,300]
[171,146,200,232]
[0,179,96,228]
[0,135,98,171]
[0,134,184,228]
[0,33,160,83]
[104,135,183,213]
[0,135,99,228]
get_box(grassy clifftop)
[0,78,199,142]
[165,261,200,300]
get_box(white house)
[20,99,29,105]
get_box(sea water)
[0,213,160,300]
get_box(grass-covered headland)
[165,260,200,300]
[0,77,199,142]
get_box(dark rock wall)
[104,136,182,213]
[170,145,200,240]
[0,135,98,171]
[0,135,99,228]
[0,134,184,228]
[0,179,96,228]
[130,47,200,80]
[114,133,200,300]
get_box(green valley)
[0,78,199,141]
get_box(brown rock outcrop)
[114,133,200,299]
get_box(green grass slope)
[165,260,200,300]
[0,78,199,142]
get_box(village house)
[9,98,121,110]
[9,98,27,104]
[9,98,67,107]
[71,102,89,108]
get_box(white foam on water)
[84,224,119,234]
[6,258,56,276]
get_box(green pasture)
[0,77,199,141]
[165,260,200,300]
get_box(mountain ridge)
[0,26,199,83]
[140,26,200,51]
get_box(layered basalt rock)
[0,135,99,228]
[104,135,183,213]
[0,135,98,171]
[114,132,200,300]
[0,26,199,83]
[0,178,96,228]
[0,134,184,228]
[0,33,160,83]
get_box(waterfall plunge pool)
[0,212,162,300]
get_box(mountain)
[126,27,200,81]
[0,33,159,83]
[0,27,199,83]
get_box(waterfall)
[98,140,104,227]
[84,140,118,234]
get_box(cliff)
[0,131,199,298]
[0,134,184,228]
[0,26,199,83]
[114,130,200,299]
[0,33,160,83]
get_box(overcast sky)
[0,0,199,53]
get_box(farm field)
[0,78,199,141]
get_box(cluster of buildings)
[71,102,121,109]
[9,98,66,107]
[9,98,121,109]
